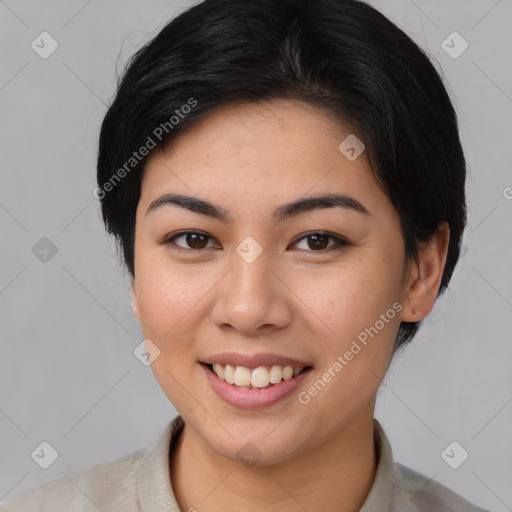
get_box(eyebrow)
[145,192,370,223]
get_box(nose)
[210,245,292,336]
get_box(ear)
[400,221,450,323]
[130,277,140,320]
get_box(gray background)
[0,1,511,510]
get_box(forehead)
[138,99,389,218]
[157,98,350,162]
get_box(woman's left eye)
[161,230,350,253]
[292,232,350,252]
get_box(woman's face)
[131,98,415,465]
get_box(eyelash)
[160,230,351,254]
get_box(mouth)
[201,362,314,390]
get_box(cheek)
[299,258,400,395]
[134,259,215,407]
[304,259,400,336]
[136,246,219,327]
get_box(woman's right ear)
[130,279,140,320]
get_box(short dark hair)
[97,0,467,352]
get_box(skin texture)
[130,98,450,512]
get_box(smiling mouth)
[202,362,313,389]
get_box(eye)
[161,230,350,253]
[162,230,220,252]
[291,232,350,252]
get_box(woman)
[1,0,491,510]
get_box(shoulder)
[0,448,146,512]
[391,462,491,512]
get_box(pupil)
[309,234,328,250]
[188,233,207,249]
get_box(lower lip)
[200,363,313,409]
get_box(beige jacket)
[0,415,490,511]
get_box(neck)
[169,411,377,512]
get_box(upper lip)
[202,352,312,369]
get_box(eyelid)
[161,230,220,251]
[161,229,351,253]
[291,231,351,251]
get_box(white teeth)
[251,367,270,388]
[212,363,225,380]
[224,364,235,384]
[282,366,293,380]
[234,366,251,386]
[269,365,283,384]
[210,363,305,388]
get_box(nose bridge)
[211,237,291,332]
[229,238,274,304]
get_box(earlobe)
[400,222,450,323]
[130,279,140,319]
